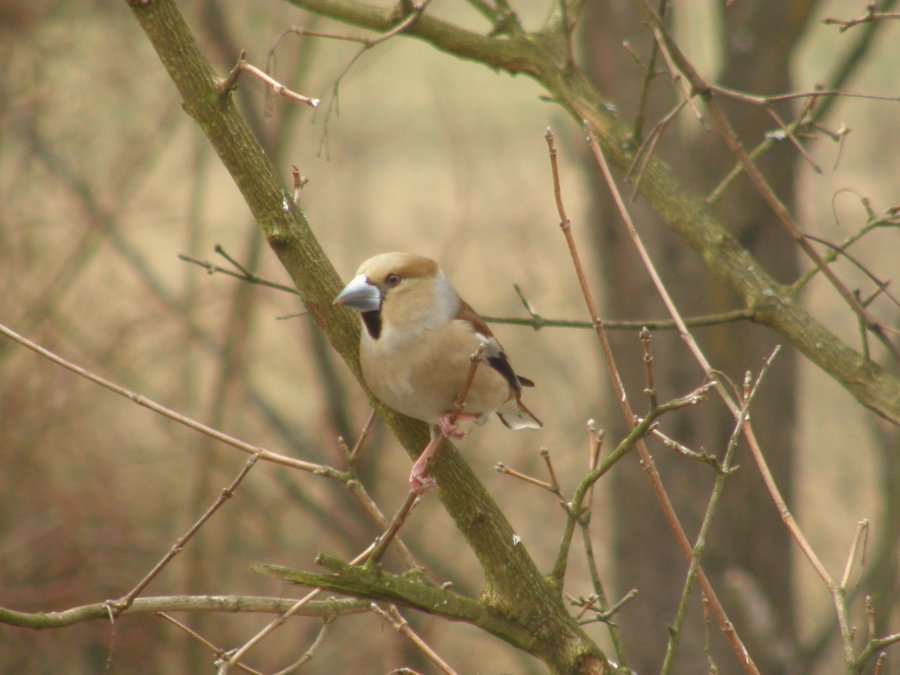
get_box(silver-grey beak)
[334,274,381,311]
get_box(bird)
[334,252,542,494]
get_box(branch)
[0,595,366,629]
[549,127,761,675]
[250,557,533,645]
[549,383,715,589]
[0,321,343,476]
[633,0,900,364]
[370,604,459,675]
[823,4,900,32]
[180,251,755,330]
[125,3,609,672]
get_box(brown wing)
[456,299,534,394]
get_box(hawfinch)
[334,252,542,494]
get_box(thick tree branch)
[125,2,608,673]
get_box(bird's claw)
[409,469,437,495]
[438,414,467,440]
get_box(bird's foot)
[438,412,479,440]
[409,452,437,495]
[409,468,437,495]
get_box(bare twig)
[496,461,558,493]
[583,118,838,588]
[223,546,375,674]
[571,588,638,624]
[823,4,900,32]
[540,448,562,494]
[567,127,762,675]
[0,595,365,629]
[0,321,335,475]
[662,353,776,674]
[110,453,261,616]
[347,408,379,463]
[628,0,668,143]
[626,99,688,199]
[371,604,459,675]
[220,50,320,107]
[179,250,303,296]
[639,327,658,409]
[270,622,330,675]
[158,613,265,675]
[840,520,869,590]
[804,234,900,311]
[634,0,900,362]
[651,428,723,471]
[180,252,755,330]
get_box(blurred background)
[0,0,897,673]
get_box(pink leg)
[408,416,480,495]
[409,433,440,495]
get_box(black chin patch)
[361,310,382,340]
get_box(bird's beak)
[334,274,381,311]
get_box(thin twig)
[496,462,557,492]
[662,352,776,674]
[223,546,375,674]
[345,409,379,463]
[158,613,265,675]
[584,120,838,587]
[110,453,261,616]
[840,520,869,591]
[540,448,561,493]
[629,0,668,143]
[635,0,900,362]
[179,252,302,296]
[626,99,688,199]
[569,127,763,675]
[270,622,330,675]
[0,321,336,475]
[220,51,320,107]
[651,428,723,471]
[572,589,638,624]
[371,604,459,675]
[639,327,658,409]
[180,252,755,330]
[823,5,900,32]
[804,234,900,310]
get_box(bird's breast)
[359,320,511,424]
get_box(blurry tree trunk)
[580,2,815,673]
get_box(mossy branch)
[126,2,608,672]
[251,558,533,647]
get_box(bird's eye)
[385,274,402,287]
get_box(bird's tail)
[497,398,543,430]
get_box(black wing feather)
[486,352,522,394]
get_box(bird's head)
[334,252,460,339]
